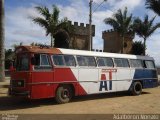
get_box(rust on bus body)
[15,46,62,54]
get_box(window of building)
[114,58,129,67]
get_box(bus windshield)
[16,54,29,71]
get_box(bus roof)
[15,46,62,54]
[16,46,154,61]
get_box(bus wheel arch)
[55,84,75,104]
[131,81,142,96]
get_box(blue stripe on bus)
[129,69,158,90]
[133,69,157,79]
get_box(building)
[102,29,134,54]
[69,21,95,50]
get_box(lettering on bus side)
[99,69,117,91]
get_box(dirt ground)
[0,87,160,114]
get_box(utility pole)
[89,0,107,51]
[89,0,93,51]
[0,0,5,82]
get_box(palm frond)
[146,0,160,16]
[125,14,133,29]
[148,22,160,37]
[32,17,49,35]
[149,16,156,28]
[123,7,128,20]
[104,18,119,30]
[52,5,60,23]
[133,14,160,39]
[35,6,50,20]
[114,9,123,25]
[56,18,74,33]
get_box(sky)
[5,0,160,66]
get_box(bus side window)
[114,58,129,68]
[97,58,105,66]
[144,60,155,69]
[52,55,65,66]
[41,54,50,66]
[97,57,113,67]
[104,58,113,67]
[34,54,52,70]
[77,56,87,66]
[130,59,143,68]
[64,55,76,66]
[84,56,96,67]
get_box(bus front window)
[16,54,29,71]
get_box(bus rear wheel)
[131,81,142,95]
[55,85,72,104]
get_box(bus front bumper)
[8,88,30,96]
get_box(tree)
[0,0,5,82]
[133,15,160,55]
[104,7,133,53]
[5,49,14,69]
[12,42,23,50]
[32,5,72,48]
[131,41,145,55]
[146,0,160,16]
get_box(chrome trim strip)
[27,78,158,85]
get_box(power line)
[92,0,107,14]
[89,0,107,51]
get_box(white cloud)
[5,6,50,49]
[58,1,88,23]
[146,33,160,66]
[107,0,143,12]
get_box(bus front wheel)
[131,81,142,95]
[55,85,72,104]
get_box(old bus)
[9,46,158,103]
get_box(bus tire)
[55,85,72,104]
[131,81,142,95]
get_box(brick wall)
[102,30,134,54]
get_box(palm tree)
[104,7,133,53]
[131,41,145,55]
[0,0,5,82]
[133,15,160,55]
[32,5,72,48]
[146,0,160,16]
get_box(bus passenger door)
[31,54,54,99]
[77,56,99,94]
[115,68,132,91]
[78,67,99,94]
[114,58,132,91]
